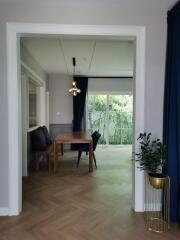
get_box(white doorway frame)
[6,23,145,215]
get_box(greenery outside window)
[87,94,133,145]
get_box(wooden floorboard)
[0,147,180,239]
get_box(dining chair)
[77,131,101,168]
[85,130,99,155]
[31,126,52,172]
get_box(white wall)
[49,74,73,124]
[88,77,133,93]
[0,22,9,208]
[0,2,168,210]
[21,43,47,83]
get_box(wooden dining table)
[53,132,93,173]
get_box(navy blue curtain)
[71,76,88,150]
[73,76,88,132]
[163,1,180,222]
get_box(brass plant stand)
[144,173,170,233]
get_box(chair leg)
[47,153,51,173]
[77,151,82,168]
[35,152,40,172]
[93,152,97,168]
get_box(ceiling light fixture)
[69,57,81,96]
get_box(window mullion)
[106,95,109,145]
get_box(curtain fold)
[73,76,88,131]
[163,1,180,222]
[71,76,88,150]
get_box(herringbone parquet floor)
[0,147,180,240]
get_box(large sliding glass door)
[87,94,133,145]
[87,95,107,144]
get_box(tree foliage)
[87,95,133,145]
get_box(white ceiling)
[21,37,135,77]
[0,0,177,9]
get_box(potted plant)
[136,132,167,189]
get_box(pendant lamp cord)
[72,57,76,77]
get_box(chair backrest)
[31,127,47,151]
[91,130,99,138]
[31,126,52,151]
[92,132,101,151]
[41,126,52,145]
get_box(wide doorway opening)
[6,24,145,216]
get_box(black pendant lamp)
[69,57,81,96]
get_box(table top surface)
[54,132,92,143]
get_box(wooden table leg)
[54,141,58,173]
[89,141,93,172]
[61,143,64,156]
[35,152,40,172]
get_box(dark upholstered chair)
[77,131,101,168]
[31,126,52,172]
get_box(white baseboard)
[0,207,9,216]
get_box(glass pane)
[109,95,133,145]
[87,95,107,144]
[87,94,133,146]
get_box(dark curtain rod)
[87,76,133,79]
[74,75,133,79]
